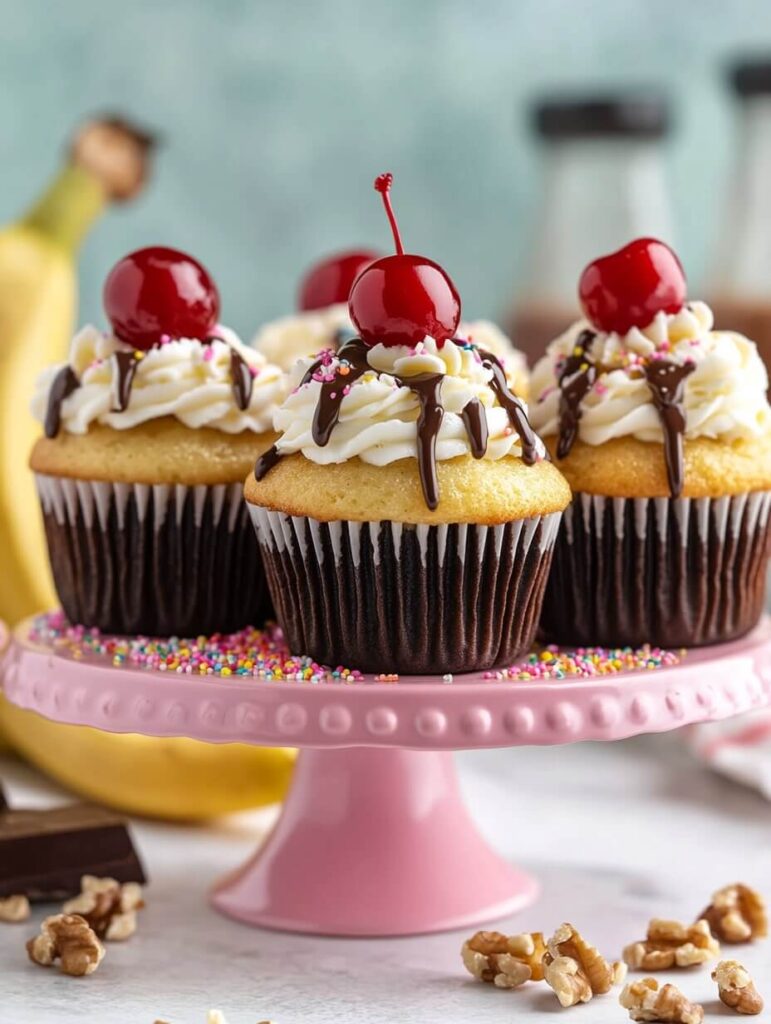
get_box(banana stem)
[21,164,106,252]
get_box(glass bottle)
[504,94,674,363]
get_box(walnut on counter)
[712,959,764,1015]
[26,913,105,977]
[63,874,144,941]
[542,922,626,1007]
[623,919,719,970]
[461,929,546,988]
[700,884,767,945]
[620,977,704,1024]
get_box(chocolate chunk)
[0,797,146,901]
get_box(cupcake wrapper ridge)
[36,474,273,636]
[539,491,771,648]
[249,507,562,674]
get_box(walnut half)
[27,914,105,977]
[712,960,764,1015]
[63,874,144,941]
[0,894,30,923]
[542,922,626,1007]
[623,919,719,970]
[461,929,546,988]
[620,978,704,1024]
[700,884,768,944]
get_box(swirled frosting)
[252,305,528,389]
[32,324,285,435]
[273,336,543,466]
[530,301,771,445]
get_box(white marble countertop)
[1,734,769,1023]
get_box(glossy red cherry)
[349,173,461,347]
[103,246,220,350]
[578,237,686,335]
[298,249,381,311]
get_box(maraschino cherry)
[349,173,461,347]
[104,246,220,350]
[298,249,380,311]
[578,238,686,335]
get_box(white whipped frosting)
[273,336,544,466]
[529,301,771,445]
[32,325,286,435]
[252,306,528,384]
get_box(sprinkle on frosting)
[28,613,683,683]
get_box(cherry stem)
[374,172,404,256]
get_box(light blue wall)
[1,0,770,337]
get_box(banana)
[0,694,295,820]
[0,120,296,818]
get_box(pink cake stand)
[3,615,771,937]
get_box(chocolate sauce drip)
[643,359,695,499]
[556,329,597,459]
[255,338,541,507]
[477,349,540,465]
[44,366,80,438]
[111,352,140,413]
[399,374,444,510]
[229,349,254,411]
[312,338,370,445]
[461,397,488,458]
[254,443,283,481]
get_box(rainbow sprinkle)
[484,644,683,681]
[28,613,683,683]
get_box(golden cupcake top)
[253,173,548,512]
[529,238,771,497]
[31,246,285,438]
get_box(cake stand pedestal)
[3,616,771,937]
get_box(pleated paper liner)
[36,474,273,636]
[249,508,562,674]
[539,491,771,648]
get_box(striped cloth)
[686,709,771,799]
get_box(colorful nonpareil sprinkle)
[28,614,683,684]
[483,644,684,681]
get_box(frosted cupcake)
[254,250,529,394]
[245,175,570,674]
[30,246,285,636]
[530,237,771,648]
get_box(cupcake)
[244,174,570,674]
[253,250,529,394]
[530,237,771,648]
[30,246,285,636]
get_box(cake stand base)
[211,746,536,936]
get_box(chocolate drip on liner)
[111,351,141,412]
[44,367,80,439]
[643,359,695,499]
[556,329,596,459]
[255,338,543,508]
[460,397,488,458]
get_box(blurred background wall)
[1,0,770,335]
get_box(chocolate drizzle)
[229,348,254,411]
[111,352,141,412]
[460,398,488,458]
[44,367,80,438]
[255,338,542,508]
[554,327,697,498]
[556,329,597,459]
[643,359,695,498]
[477,349,540,465]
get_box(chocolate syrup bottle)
[504,93,674,363]
[708,59,771,378]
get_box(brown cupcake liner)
[539,491,771,648]
[249,507,562,674]
[36,474,273,636]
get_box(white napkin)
[686,709,771,799]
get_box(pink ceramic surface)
[3,615,771,936]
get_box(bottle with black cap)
[709,58,771,378]
[504,92,674,362]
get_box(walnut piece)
[26,913,105,976]
[461,929,546,988]
[712,959,764,1015]
[542,922,626,1007]
[623,919,719,970]
[63,874,144,941]
[0,894,30,923]
[620,978,704,1023]
[700,884,768,944]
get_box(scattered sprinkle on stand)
[29,613,684,684]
